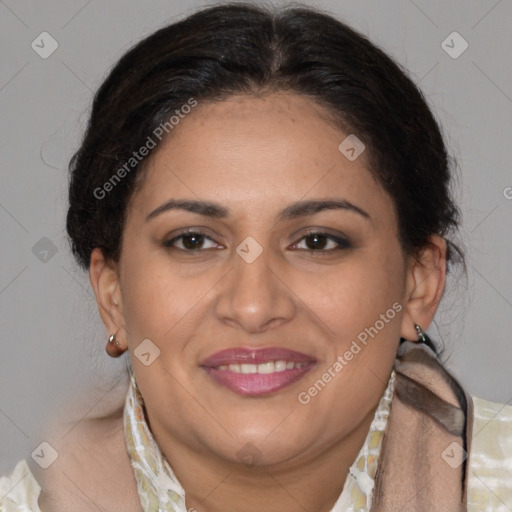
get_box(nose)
[214,244,297,334]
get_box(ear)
[400,235,447,341]
[89,247,126,342]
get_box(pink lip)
[201,347,315,367]
[200,347,316,396]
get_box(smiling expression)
[109,91,413,468]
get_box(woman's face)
[113,92,416,467]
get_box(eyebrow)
[145,198,370,223]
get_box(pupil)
[307,234,326,250]
[183,234,203,250]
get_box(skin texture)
[88,92,447,512]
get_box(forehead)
[129,92,391,222]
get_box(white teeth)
[257,362,275,374]
[274,360,287,372]
[216,360,308,373]
[240,364,258,374]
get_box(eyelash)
[163,230,351,253]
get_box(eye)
[163,230,350,253]
[163,231,221,251]
[291,231,351,252]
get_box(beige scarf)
[372,340,472,511]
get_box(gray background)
[1,0,511,474]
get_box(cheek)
[120,249,223,348]
[294,256,403,420]
[290,251,405,343]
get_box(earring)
[106,329,125,358]
[108,331,120,346]
[413,323,440,355]
[414,323,427,343]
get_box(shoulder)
[0,459,42,511]
[467,395,512,511]
[471,395,512,446]
[31,414,141,512]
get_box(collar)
[124,372,186,511]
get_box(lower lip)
[202,363,316,396]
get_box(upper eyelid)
[165,230,349,249]
[164,231,218,247]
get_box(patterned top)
[1,373,512,511]
[467,396,512,511]
[123,370,396,512]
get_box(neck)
[150,405,377,512]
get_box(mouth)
[200,347,316,396]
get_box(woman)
[1,2,511,511]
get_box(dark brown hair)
[66,2,464,325]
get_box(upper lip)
[200,347,316,368]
